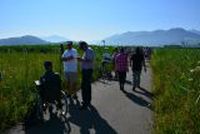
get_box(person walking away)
[77,41,95,110]
[130,47,147,91]
[62,41,78,99]
[115,48,128,91]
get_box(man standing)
[78,41,95,109]
[130,47,147,91]
[62,41,78,98]
[115,48,128,91]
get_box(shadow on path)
[122,90,152,110]
[25,114,70,134]
[68,98,117,134]
[96,79,112,85]
[133,87,154,100]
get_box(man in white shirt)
[62,41,78,98]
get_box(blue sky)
[0,0,199,41]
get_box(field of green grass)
[1,45,200,133]
[151,48,200,134]
[0,44,114,131]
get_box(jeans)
[133,71,141,87]
[81,69,93,105]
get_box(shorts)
[64,72,78,83]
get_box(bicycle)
[34,80,69,122]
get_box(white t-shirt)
[62,48,78,72]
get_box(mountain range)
[0,35,48,46]
[0,28,200,46]
[104,28,200,46]
[41,35,69,43]
[189,29,200,35]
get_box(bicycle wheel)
[36,96,44,122]
[60,90,69,117]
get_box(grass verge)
[151,48,200,134]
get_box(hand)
[66,56,74,61]
[62,56,73,61]
[77,56,82,61]
[69,55,73,59]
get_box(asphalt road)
[7,66,153,134]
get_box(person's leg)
[118,71,121,86]
[70,72,78,99]
[81,70,87,106]
[133,71,137,90]
[85,69,93,105]
[136,71,141,87]
[85,82,91,105]
[68,72,73,96]
[122,72,126,88]
[118,72,123,90]
[64,72,71,96]
[119,72,126,90]
[81,70,85,103]
[135,71,139,87]
[89,69,93,104]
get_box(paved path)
[7,66,153,134]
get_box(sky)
[0,0,200,41]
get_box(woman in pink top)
[115,48,128,91]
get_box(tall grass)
[0,51,60,131]
[151,48,200,134]
[0,45,114,131]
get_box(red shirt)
[115,52,128,72]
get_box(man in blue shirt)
[77,41,95,109]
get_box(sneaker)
[132,86,136,91]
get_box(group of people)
[113,47,147,91]
[62,41,95,109]
[39,41,95,110]
[38,41,147,112]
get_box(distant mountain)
[42,35,69,43]
[104,28,200,46]
[190,29,200,35]
[0,35,48,46]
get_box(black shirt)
[40,71,61,101]
[130,54,145,72]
